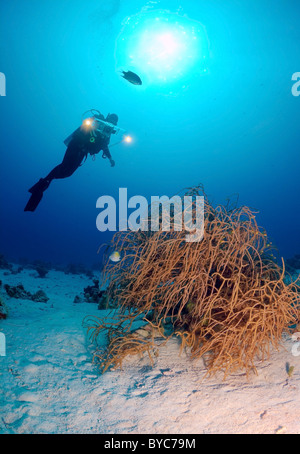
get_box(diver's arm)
[102,144,115,167]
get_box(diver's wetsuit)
[45,128,113,180]
[24,123,114,212]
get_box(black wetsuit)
[24,124,114,212]
[46,127,113,181]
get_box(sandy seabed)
[0,267,299,434]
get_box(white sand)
[0,267,299,434]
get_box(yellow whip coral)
[84,186,300,378]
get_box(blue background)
[1,0,300,267]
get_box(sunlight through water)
[115,9,210,91]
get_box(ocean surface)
[1,0,300,267]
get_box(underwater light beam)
[115,10,209,85]
[155,33,180,57]
[136,26,191,80]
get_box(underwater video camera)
[64,109,126,147]
[81,109,124,140]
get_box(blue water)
[1,0,300,267]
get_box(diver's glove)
[110,159,115,167]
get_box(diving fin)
[24,190,44,212]
[24,178,50,212]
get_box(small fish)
[109,251,121,262]
[120,70,142,86]
[287,365,295,378]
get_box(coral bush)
[83,280,112,309]
[84,186,300,377]
[74,281,114,309]
[0,253,12,271]
[0,296,8,319]
[4,283,49,303]
[34,265,49,278]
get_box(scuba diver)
[24,111,119,212]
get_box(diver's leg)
[46,142,85,180]
[28,178,51,194]
[24,143,85,212]
[45,162,78,181]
